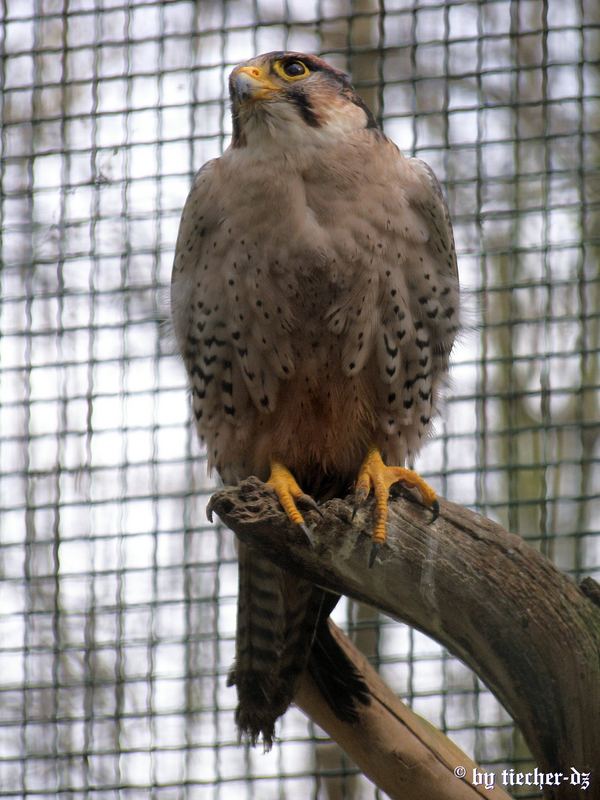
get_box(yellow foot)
[266,461,321,544]
[354,447,439,567]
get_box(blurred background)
[0,0,598,797]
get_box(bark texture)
[208,478,600,800]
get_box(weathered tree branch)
[208,478,600,800]
[295,623,511,800]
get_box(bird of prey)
[171,51,459,747]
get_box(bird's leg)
[266,460,319,544]
[354,447,439,566]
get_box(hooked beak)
[230,64,279,103]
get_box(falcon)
[171,51,459,746]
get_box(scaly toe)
[266,460,311,526]
[430,499,440,523]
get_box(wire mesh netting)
[0,0,598,797]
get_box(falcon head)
[228,51,379,148]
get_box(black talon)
[352,500,364,521]
[299,522,315,547]
[369,541,381,568]
[352,488,369,520]
[298,493,324,517]
[430,499,440,523]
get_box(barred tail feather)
[230,472,370,748]
[229,542,286,748]
[270,579,315,718]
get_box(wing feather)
[368,152,459,459]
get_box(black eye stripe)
[286,88,321,127]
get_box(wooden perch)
[295,624,511,800]
[208,478,600,800]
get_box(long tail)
[229,470,370,747]
[230,542,320,748]
[228,542,288,747]
[230,554,370,748]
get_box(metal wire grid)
[0,0,598,797]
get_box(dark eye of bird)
[283,61,307,77]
